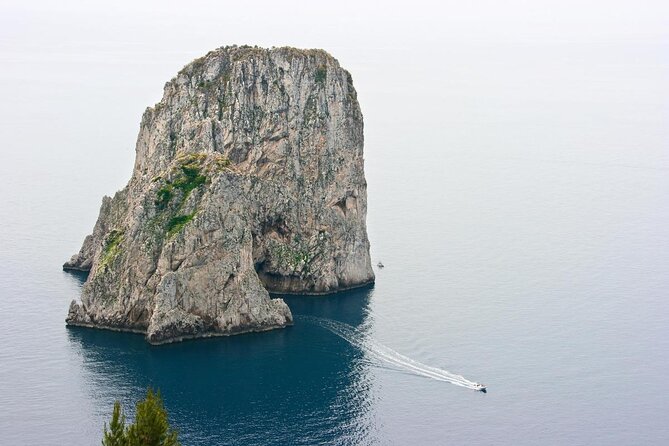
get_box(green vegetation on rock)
[151,152,233,238]
[153,153,210,210]
[315,66,327,84]
[98,229,124,271]
[175,164,207,195]
[167,213,196,237]
[155,187,174,210]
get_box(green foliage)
[98,229,124,271]
[153,156,208,210]
[151,152,230,238]
[127,389,179,446]
[102,389,180,446]
[154,187,174,210]
[175,164,206,195]
[315,66,327,84]
[166,213,196,237]
[153,152,232,210]
[103,401,127,446]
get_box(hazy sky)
[2,1,667,61]
[3,0,669,44]
[2,0,666,108]
[0,0,667,233]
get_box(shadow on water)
[67,285,377,446]
[62,269,89,287]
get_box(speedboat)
[473,383,487,393]
[377,261,385,268]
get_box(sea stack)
[64,45,374,344]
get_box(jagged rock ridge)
[64,45,374,344]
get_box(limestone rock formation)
[64,45,374,344]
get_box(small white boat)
[377,261,384,268]
[474,383,487,392]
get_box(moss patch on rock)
[167,212,196,238]
[151,152,232,239]
[98,229,124,271]
[153,152,218,210]
[315,66,327,84]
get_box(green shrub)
[315,66,327,84]
[151,153,230,238]
[102,401,126,446]
[175,165,206,194]
[154,158,207,210]
[98,229,124,271]
[167,213,196,237]
[103,388,179,446]
[155,186,174,210]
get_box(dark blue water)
[1,21,668,445]
[67,289,377,445]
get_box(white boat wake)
[303,316,485,391]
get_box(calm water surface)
[0,32,667,445]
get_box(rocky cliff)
[64,46,374,344]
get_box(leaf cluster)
[102,388,180,446]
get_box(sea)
[0,25,667,445]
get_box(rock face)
[64,46,374,344]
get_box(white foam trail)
[305,316,482,391]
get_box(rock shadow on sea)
[67,285,379,446]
